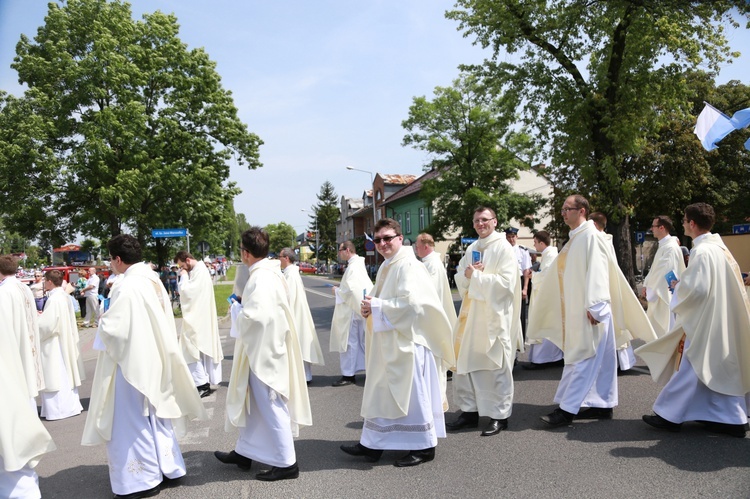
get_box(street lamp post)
[346,165,378,266]
[300,209,319,268]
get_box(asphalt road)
[36,275,750,498]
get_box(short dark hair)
[45,270,63,287]
[374,218,402,236]
[174,250,194,263]
[474,206,497,219]
[108,234,142,264]
[340,240,356,253]
[588,211,607,231]
[279,247,296,263]
[241,227,269,258]
[0,255,18,276]
[533,230,551,246]
[569,195,591,218]
[684,203,715,231]
[654,215,674,234]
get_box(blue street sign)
[364,240,375,251]
[635,231,646,244]
[152,228,187,238]
[732,224,750,234]
[461,237,478,245]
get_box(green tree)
[309,181,340,264]
[402,73,544,239]
[3,0,262,251]
[264,222,297,255]
[448,0,750,284]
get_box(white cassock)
[643,235,686,337]
[178,261,223,386]
[0,279,57,499]
[82,262,207,497]
[453,232,521,420]
[0,276,45,400]
[38,287,85,420]
[226,258,312,467]
[526,246,564,364]
[282,264,325,382]
[361,246,455,450]
[330,255,373,376]
[528,221,656,414]
[600,233,637,370]
[636,233,750,424]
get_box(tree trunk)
[611,214,636,291]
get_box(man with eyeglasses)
[637,203,750,438]
[340,218,454,467]
[528,195,654,428]
[82,235,206,498]
[330,240,372,387]
[446,207,522,437]
[279,247,325,384]
[641,216,686,337]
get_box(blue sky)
[1,1,749,235]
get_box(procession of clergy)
[2,195,749,499]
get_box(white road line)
[305,287,335,299]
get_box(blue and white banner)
[695,103,750,151]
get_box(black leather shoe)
[522,362,547,370]
[445,411,479,431]
[574,407,613,420]
[197,383,214,398]
[256,462,299,481]
[393,447,435,467]
[642,413,682,432]
[540,408,574,428]
[214,450,253,470]
[160,475,183,489]
[332,376,355,387]
[113,485,160,499]
[340,443,382,462]
[700,421,747,438]
[481,418,508,436]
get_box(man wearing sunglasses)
[341,218,454,467]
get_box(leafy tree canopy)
[309,181,340,264]
[264,222,297,256]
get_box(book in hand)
[227,293,241,304]
[472,250,482,265]
[664,270,678,292]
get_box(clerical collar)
[49,286,63,296]
[568,219,591,237]
[658,235,671,245]
[692,232,710,245]
[347,254,358,263]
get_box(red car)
[298,262,317,274]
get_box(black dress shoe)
[481,418,508,436]
[393,447,435,467]
[256,462,299,481]
[113,485,160,499]
[642,413,682,432]
[540,408,574,428]
[522,362,547,370]
[574,407,613,420]
[160,475,183,489]
[445,411,479,431]
[699,421,747,438]
[332,376,355,387]
[197,383,214,398]
[214,450,253,470]
[340,443,383,462]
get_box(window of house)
[419,207,425,230]
[405,211,411,234]
[396,213,402,226]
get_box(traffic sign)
[732,224,750,234]
[152,228,187,238]
[635,231,646,244]
[364,240,375,251]
[461,237,478,244]
[197,241,210,253]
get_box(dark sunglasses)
[373,235,399,245]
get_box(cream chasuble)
[178,261,223,364]
[0,276,45,396]
[527,246,558,346]
[82,262,207,446]
[421,251,458,329]
[635,233,750,396]
[528,220,656,365]
[453,231,522,373]
[282,264,325,365]
[225,258,312,435]
[39,287,85,392]
[330,255,373,353]
[643,236,686,337]
[361,246,455,420]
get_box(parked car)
[298,262,317,274]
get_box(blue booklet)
[472,250,482,265]
[227,293,241,304]
[664,270,678,292]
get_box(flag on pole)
[364,232,373,242]
[730,108,750,129]
[694,104,735,151]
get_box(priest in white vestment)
[82,235,207,499]
[524,230,564,368]
[641,216,686,337]
[529,196,656,428]
[217,227,311,482]
[330,240,373,386]
[446,207,521,437]
[174,251,223,398]
[637,203,750,438]
[341,218,455,467]
[39,270,85,420]
[279,248,325,383]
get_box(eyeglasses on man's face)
[373,234,399,245]
[473,217,495,225]
[560,207,579,213]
